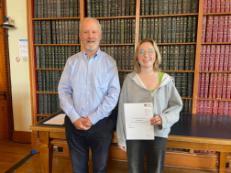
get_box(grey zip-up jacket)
[116,72,183,150]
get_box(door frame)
[0,0,13,140]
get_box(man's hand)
[73,117,92,130]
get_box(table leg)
[219,152,227,173]
[39,131,53,173]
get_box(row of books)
[140,16,197,43]
[36,70,193,98]
[37,71,62,92]
[202,16,231,43]
[101,46,134,70]
[87,0,136,17]
[181,99,192,114]
[33,16,198,45]
[103,45,195,71]
[100,19,135,44]
[169,72,193,97]
[204,0,231,13]
[34,20,80,44]
[35,46,80,68]
[36,96,192,118]
[197,100,231,116]
[140,0,198,15]
[118,71,193,98]
[159,45,195,70]
[198,73,231,99]
[36,95,192,116]
[200,45,230,71]
[34,0,80,18]
[35,44,195,72]
[37,94,60,114]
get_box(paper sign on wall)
[19,39,28,61]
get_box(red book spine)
[228,16,231,42]
[229,102,231,116]
[217,16,224,42]
[223,45,229,71]
[207,100,213,114]
[216,0,221,12]
[223,16,229,42]
[212,100,218,115]
[228,45,231,71]
[224,0,230,12]
[220,0,225,12]
[202,17,207,42]
[212,73,218,98]
[217,73,224,99]
[207,0,212,13]
[205,16,213,42]
[203,0,208,13]
[197,100,202,113]
[198,74,202,97]
[221,73,228,99]
[223,102,229,115]
[205,45,211,71]
[204,73,210,98]
[203,101,207,114]
[227,73,231,99]
[200,46,206,71]
[214,45,220,71]
[200,73,205,98]
[211,0,217,13]
[212,16,218,42]
[209,45,216,71]
[209,73,215,98]
[219,46,225,71]
[218,101,224,115]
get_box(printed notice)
[19,39,28,61]
[124,103,154,140]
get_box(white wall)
[6,0,32,131]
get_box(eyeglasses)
[138,49,155,56]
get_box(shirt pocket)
[94,75,108,93]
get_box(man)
[58,17,120,173]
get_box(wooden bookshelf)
[27,0,231,123]
[195,0,231,115]
[27,0,231,171]
[28,0,82,123]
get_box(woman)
[116,39,183,173]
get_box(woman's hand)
[150,115,162,125]
[118,144,126,152]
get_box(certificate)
[124,103,154,140]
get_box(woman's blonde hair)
[134,39,162,72]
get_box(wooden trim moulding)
[12,131,31,144]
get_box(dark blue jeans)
[65,116,114,173]
[126,137,167,173]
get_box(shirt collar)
[82,48,101,59]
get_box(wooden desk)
[31,114,231,173]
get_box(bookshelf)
[28,0,231,171]
[28,0,231,125]
[139,0,198,114]
[86,0,138,90]
[196,0,231,115]
[28,0,84,123]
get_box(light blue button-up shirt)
[58,49,120,124]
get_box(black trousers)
[65,116,115,173]
[126,137,167,173]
